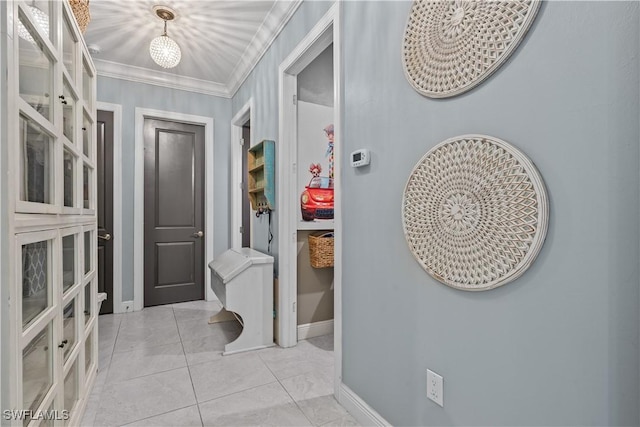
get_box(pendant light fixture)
[149,6,181,69]
[17,1,50,44]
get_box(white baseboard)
[297,319,334,340]
[118,300,135,313]
[338,383,391,427]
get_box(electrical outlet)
[427,369,444,407]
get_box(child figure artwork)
[309,163,322,177]
[299,124,335,221]
[324,124,335,179]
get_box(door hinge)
[240,138,245,146]
[239,226,244,234]
[293,94,297,105]
[292,162,296,173]
[293,302,296,313]
[240,181,245,190]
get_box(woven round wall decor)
[402,135,548,291]
[402,0,541,98]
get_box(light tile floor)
[82,300,358,427]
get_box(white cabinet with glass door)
[5,1,98,425]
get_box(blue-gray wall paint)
[97,78,231,302]
[95,0,640,424]
[340,1,639,425]
[232,0,333,263]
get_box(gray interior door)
[97,110,114,314]
[143,119,205,306]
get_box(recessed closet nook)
[295,45,335,340]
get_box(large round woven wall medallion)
[402,135,548,291]
[402,0,541,98]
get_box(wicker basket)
[69,0,91,34]
[308,232,334,268]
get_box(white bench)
[208,248,275,355]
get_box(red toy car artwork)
[300,176,334,221]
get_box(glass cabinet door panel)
[40,403,55,427]
[85,329,93,373]
[18,2,52,44]
[63,361,79,423]
[62,14,76,82]
[23,323,53,425]
[82,113,91,157]
[63,149,75,207]
[82,58,93,108]
[18,14,53,122]
[84,231,91,275]
[83,164,92,209]
[20,115,52,205]
[22,240,50,328]
[62,235,75,292]
[62,82,75,142]
[84,282,92,325]
[62,300,76,360]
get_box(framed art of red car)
[300,176,334,221]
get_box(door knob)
[98,233,111,241]
[192,231,204,238]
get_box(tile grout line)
[99,309,201,427]
[175,307,206,427]
[258,351,318,426]
[117,404,198,427]
[257,338,345,427]
[194,377,282,406]
[104,365,190,386]
[91,314,123,426]
[111,309,197,426]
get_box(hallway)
[82,301,357,426]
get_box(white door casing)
[231,98,255,250]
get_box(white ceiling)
[83,0,301,97]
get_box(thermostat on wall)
[350,149,370,167]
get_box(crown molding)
[93,0,302,99]
[94,59,231,98]
[227,0,303,96]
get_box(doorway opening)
[96,102,123,313]
[97,110,114,314]
[277,3,342,393]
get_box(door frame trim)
[277,3,343,397]
[134,108,215,310]
[230,98,255,249]
[96,102,124,313]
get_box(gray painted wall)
[297,230,334,325]
[232,0,334,264]
[298,44,333,107]
[97,78,231,302]
[94,0,640,425]
[340,1,639,426]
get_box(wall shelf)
[247,140,275,210]
[297,220,334,231]
[248,163,264,173]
